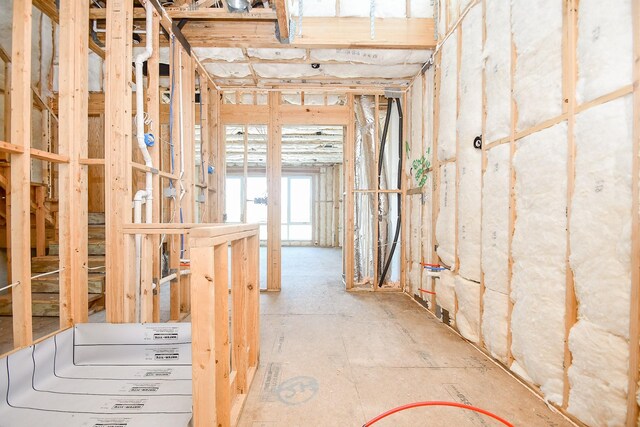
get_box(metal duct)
[228,0,251,12]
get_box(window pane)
[281,224,288,240]
[290,178,311,223]
[289,225,312,241]
[281,177,288,223]
[225,178,242,222]
[259,224,268,240]
[247,176,268,224]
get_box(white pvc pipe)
[159,273,177,286]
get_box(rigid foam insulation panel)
[435,162,456,269]
[481,144,510,294]
[435,269,456,325]
[566,97,633,426]
[481,144,510,362]
[310,49,431,66]
[454,275,480,343]
[567,321,629,426]
[511,122,567,405]
[484,0,511,143]
[0,323,192,427]
[246,48,307,60]
[437,31,458,161]
[456,5,482,283]
[576,0,633,103]
[482,289,509,363]
[511,0,563,131]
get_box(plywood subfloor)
[239,247,573,427]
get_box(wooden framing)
[58,0,89,327]
[104,0,134,323]
[266,92,282,291]
[9,0,34,347]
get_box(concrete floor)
[239,247,572,427]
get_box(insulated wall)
[417,0,639,424]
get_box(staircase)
[0,213,107,317]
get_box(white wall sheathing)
[565,97,633,425]
[311,49,431,66]
[410,0,435,18]
[484,0,511,142]
[435,270,456,324]
[511,0,563,131]
[204,63,252,78]
[576,0,633,103]
[247,48,307,60]
[482,289,509,363]
[572,96,633,339]
[454,275,480,343]
[481,144,510,294]
[437,31,457,161]
[511,122,567,405]
[435,162,456,268]
[191,47,245,62]
[567,321,629,426]
[456,5,482,283]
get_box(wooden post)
[58,0,89,327]
[140,235,154,323]
[430,51,442,311]
[148,10,161,323]
[169,41,181,321]
[190,244,217,427]
[267,92,281,291]
[213,240,231,427]
[10,0,33,347]
[231,238,248,394]
[247,233,260,367]
[626,0,640,423]
[344,94,355,290]
[104,0,133,323]
[34,186,46,257]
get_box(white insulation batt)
[568,321,629,426]
[311,49,431,66]
[291,0,433,17]
[484,0,511,142]
[409,262,422,295]
[203,63,252,78]
[410,74,424,180]
[435,270,456,324]
[566,97,633,426]
[576,0,633,103]
[246,48,307,60]
[511,0,563,131]
[511,122,567,405]
[571,96,633,339]
[481,144,510,362]
[438,31,458,161]
[456,5,482,283]
[252,63,421,79]
[455,275,480,343]
[435,162,456,269]
[191,47,245,62]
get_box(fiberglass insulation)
[437,31,457,161]
[511,0,563,131]
[484,0,511,143]
[576,0,633,103]
[511,122,567,405]
[435,162,456,269]
[435,269,456,325]
[481,144,510,362]
[565,96,633,426]
[456,5,482,283]
[454,275,480,343]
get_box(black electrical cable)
[377,98,394,277]
[379,98,403,287]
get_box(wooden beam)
[231,238,248,394]
[274,0,290,40]
[180,17,436,49]
[104,0,134,323]
[627,0,640,422]
[344,94,355,290]
[10,0,33,348]
[267,92,281,291]
[89,6,277,21]
[58,0,90,327]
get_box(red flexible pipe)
[363,401,514,427]
[418,288,436,295]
